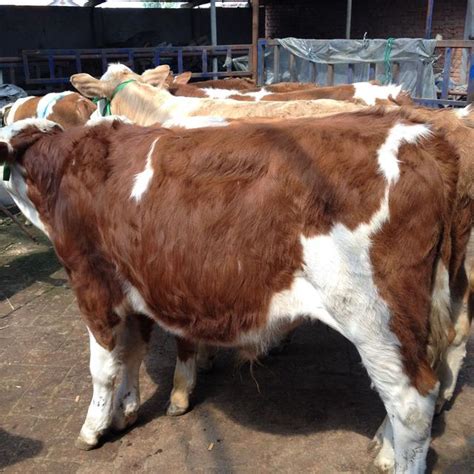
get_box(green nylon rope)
[2,163,10,181]
[383,37,395,85]
[93,79,137,117]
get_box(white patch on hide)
[376,122,431,183]
[130,138,159,201]
[162,116,229,129]
[353,82,403,106]
[37,91,73,119]
[3,97,34,125]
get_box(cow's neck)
[3,165,50,237]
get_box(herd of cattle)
[0,63,473,473]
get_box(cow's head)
[71,63,171,99]
[0,119,63,235]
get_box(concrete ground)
[0,218,473,474]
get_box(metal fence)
[0,44,252,94]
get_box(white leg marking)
[373,416,395,472]
[167,356,197,416]
[130,138,159,202]
[77,327,121,448]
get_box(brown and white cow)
[0,91,96,129]
[1,107,472,472]
[70,64,366,126]
[168,72,412,105]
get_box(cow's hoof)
[112,410,138,432]
[75,436,98,451]
[166,402,188,417]
[373,458,395,473]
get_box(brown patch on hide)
[11,97,41,121]
[7,93,96,129]
[191,77,256,90]
[48,93,96,128]
[370,134,460,395]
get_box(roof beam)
[84,0,107,6]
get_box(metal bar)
[392,62,400,83]
[309,62,316,83]
[467,49,474,103]
[346,0,352,39]
[273,44,280,83]
[252,0,260,81]
[289,53,296,81]
[178,48,184,73]
[210,0,218,77]
[226,47,232,72]
[347,64,354,83]
[441,47,452,99]
[101,50,108,73]
[75,51,82,73]
[0,203,37,243]
[153,49,160,66]
[369,63,376,80]
[327,64,334,86]
[48,53,55,79]
[414,98,467,107]
[257,38,265,85]
[202,49,208,73]
[425,0,435,39]
[436,40,474,47]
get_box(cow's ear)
[141,65,171,88]
[1,119,62,161]
[71,73,113,99]
[173,71,192,85]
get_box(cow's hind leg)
[435,265,473,412]
[112,314,153,431]
[167,337,197,416]
[358,340,438,473]
[76,323,124,450]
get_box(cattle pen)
[1,1,474,474]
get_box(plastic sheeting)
[234,38,438,99]
[274,38,438,98]
[0,84,27,109]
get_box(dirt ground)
[0,218,473,474]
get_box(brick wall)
[264,0,347,39]
[264,0,467,40]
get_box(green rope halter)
[383,37,395,85]
[2,163,10,181]
[93,79,137,116]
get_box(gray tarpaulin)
[0,84,27,109]
[235,38,438,99]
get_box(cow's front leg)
[76,324,123,450]
[112,314,153,431]
[167,337,197,416]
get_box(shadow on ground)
[0,248,64,301]
[0,429,43,469]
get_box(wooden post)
[252,0,260,81]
